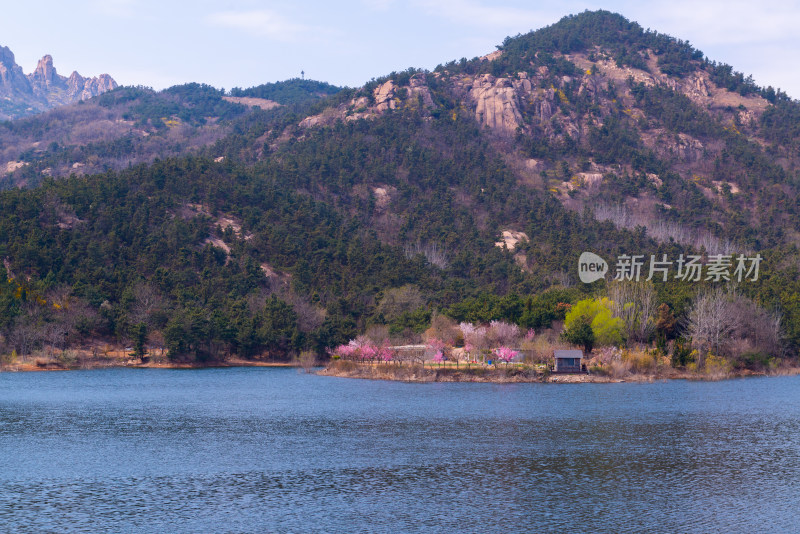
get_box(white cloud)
[206,9,310,42]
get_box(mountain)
[229,78,343,105]
[0,80,342,185]
[0,45,117,120]
[1,11,799,366]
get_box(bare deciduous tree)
[424,313,459,345]
[129,282,165,328]
[10,310,45,356]
[608,281,657,344]
[594,202,745,255]
[731,295,784,358]
[687,287,785,362]
[686,287,741,360]
[298,350,317,373]
[403,242,448,269]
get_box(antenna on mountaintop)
[301,70,305,80]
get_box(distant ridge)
[0,45,117,120]
[229,78,342,106]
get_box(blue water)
[1,368,799,533]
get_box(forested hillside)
[0,80,340,187]
[1,10,799,370]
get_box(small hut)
[554,349,583,373]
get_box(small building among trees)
[554,349,583,373]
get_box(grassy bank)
[0,347,298,372]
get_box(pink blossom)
[493,346,519,364]
[459,322,487,349]
[360,343,377,361]
[378,341,395,362]
[524,329,536,342]
[331,342,358,359]
[330,337,383,361]
[489,321,521,346]
[425,338,446,362]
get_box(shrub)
[671,338,693,367]
[622,349,657,373]
[704,353,733,379]
[564,297,623,347]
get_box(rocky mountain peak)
[29,54,62,93]
[0,44,117,120]
[0,45,33,94]
[0,45,17,68]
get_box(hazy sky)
[4,0,799,97]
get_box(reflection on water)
[1,369,799,532]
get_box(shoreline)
[0,352,298,372]
[318,360,800,383]
[3,354,798,383]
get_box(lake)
[1,368,799,533]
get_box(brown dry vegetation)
[0,344,297,372]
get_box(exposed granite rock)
[299,74,435,127]
[0,44,117,120]
[407,74,434,108]
[0,46,33,94]
[468,74,523,133]
[374,80,397,112]
[29,55,62,94]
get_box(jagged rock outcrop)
[0,44,117,120]
[0,46,33,95]
[78,73,117,100]
[29,55,61,94]
[465,74,523,133]
[373,75,434,113]
[299,73,434,128]
[374,80,397,112]
[407,74,434,108]
[449,71,561,135]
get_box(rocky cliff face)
[29,54,60,94]
[0,45,117,120]
[0,46,33,96]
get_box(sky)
[3,0,800,97]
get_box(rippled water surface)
[1,368,800,532]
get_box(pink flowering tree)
[524,329,536,342]
[330,340,359,360]
[493,346,519,366]
[377,340,395,364]
[359,339,377,363]
[488,320,521,347]
[329,336,387,364]
[425,338,446,368]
